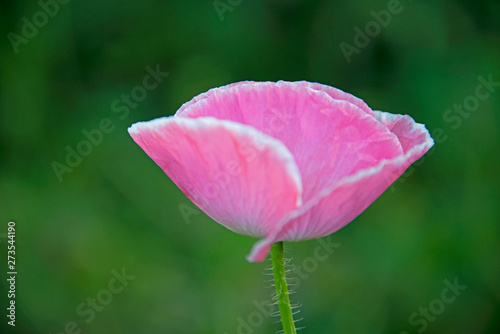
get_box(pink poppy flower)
[128,81,434,262]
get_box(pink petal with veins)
[129,117,302,238]
[129,81,434,262]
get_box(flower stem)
[271,242,297,334]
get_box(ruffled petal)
[176,81,374,117]
[129,116,303,238]
[175,81,403,203]
[306,81,375,116]
[373,110,433,157]
[247,113,434,262]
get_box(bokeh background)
[1,0,499,333]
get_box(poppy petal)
[247,113,434,262]
[128,116,303,238]
[175,81,403,203]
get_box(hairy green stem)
[271,242,297,334]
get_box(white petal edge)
[175,80,373,118]
[247,113,434,262]
[128,116,304,209]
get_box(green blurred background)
[1,0,499,333]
